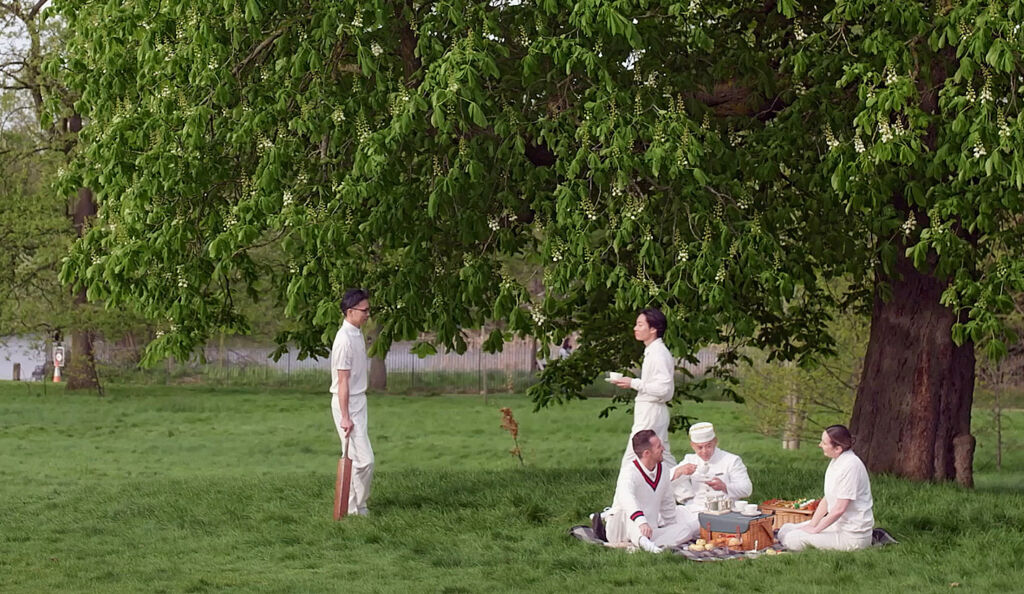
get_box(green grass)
[1,382,1022,593]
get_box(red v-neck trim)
[632,459,661,491]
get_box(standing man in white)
[671,422,753,511]
[603,430,700,552]
[331,288,373,516]
[609,308,678,469]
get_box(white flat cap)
[689,422,716,444]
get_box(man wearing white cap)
[671,421,753,512]
[600,430,700,552]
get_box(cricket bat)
[333,435,352,520]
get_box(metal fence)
[99,337,720,393]
[0,334,721,394]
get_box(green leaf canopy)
[51,0,1024,405]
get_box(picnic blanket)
[569,525,899,562]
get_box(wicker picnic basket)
[759,504,815,530]
[699,515,775,551]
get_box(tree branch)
[27,0,48,19]
[232,25,289,78]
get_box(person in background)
[558,337,573,359]
[671,422,752,510]
[331,288,373,516]
[778,424,874,551]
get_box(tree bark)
[64,114,100,391]
[850,246,975,486]
[367,325,387,391]
[782,362,800,450]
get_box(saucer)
[741,510,760,516]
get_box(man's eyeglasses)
[350,307,371,314]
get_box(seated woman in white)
[779,425,874,551]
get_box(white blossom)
[972,138,986,159]
[885,67,898,86]
[901,212,916,236]
[998,113,1011,140]
[824,125,840,150]
[878,120,893,143]
[980,85,993,103]
[965,81,976,103]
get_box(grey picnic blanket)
[568,525,898,562]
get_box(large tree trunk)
[65,114,100,391]
[850,247,975,486]
[367,325,386,391]
[782,362,801,450]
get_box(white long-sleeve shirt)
[611,459,678,529]
[673,448,752,511]
[629,338,675,404]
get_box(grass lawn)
[1,382,1022,593]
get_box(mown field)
[1,382,1021,593]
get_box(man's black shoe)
[590,512,607,542]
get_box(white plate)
[741,510,761,516]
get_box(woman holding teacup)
[778,425,874,551]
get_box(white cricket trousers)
[620,401,676,467]
[778,521,871,551]
[331,393,374,515]
[605,505,700,549]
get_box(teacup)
[608,372,623,380]
[734,500,748,512]
[744,503,759,515]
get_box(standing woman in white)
[331,289,373,516]
[609,308,677,468]
[779,425,875,551]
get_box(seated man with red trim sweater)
[602,429,700,553]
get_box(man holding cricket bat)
[331,288,373,517]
